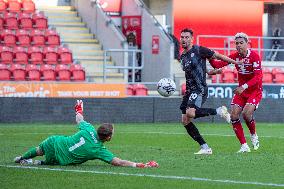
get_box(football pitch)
[0,123,284,189]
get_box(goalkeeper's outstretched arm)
[75,100,84,124]
[111,157,158,168]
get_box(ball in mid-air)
[157,78,176,97]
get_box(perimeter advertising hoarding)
[0,83,126,98]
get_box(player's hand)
[233,86,245,95]
[233,60,243,65]
[75,100,83,115]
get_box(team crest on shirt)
[253,61,259,67]
[191,53,195,57]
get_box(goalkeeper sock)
[22,147,37,159]
[231,119,246,144]
[184,122,206,145]
[194,108,217,119]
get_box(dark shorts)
[180,90,208,114]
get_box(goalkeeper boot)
[237,143,251,153]
[217,106,231,124]
[20,159,33,165]
[14,156,23,163]
[34,160,44,165]
[250,134,259,150]
[194,148,213,155]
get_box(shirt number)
[69,137,85,152]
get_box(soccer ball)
[157,78,176,97]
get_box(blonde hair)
[235,32,249,42]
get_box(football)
[157,78,176,97]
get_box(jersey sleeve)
[96,146,115,163]
[246,53,262,88]
[199,46,215,59]
[77,121,94,131]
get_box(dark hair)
[97,123,113,140]
[181,28,193,36]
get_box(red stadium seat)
[4,12,18,29]
[181,83,186,95]
[2,29,16,46]
[18,12,33,29]
[14,46,28,64]
[0,63,11,80]
[41,64,56,81]
[45,29,60,47]
[58,46,73,64]
[0,0,7,13]
[28,46,43,64]
[43,46,58,64]
[127,84,135,95]
[56,64,71,81]
[11,63,26,81]
[222,67,235,83]
[70,64,85,81]
[26,64,41,81]
[262,67,273,83]
[22,0,35,13]
[272,68,284,83]
[16,29,31,46]
[0,46,14,64]
[7,0,22,13]
[32,12,48,29]
[133,84,148,96]
[31,29,45,46]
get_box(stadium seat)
[222,67,235,83]
[2,29,16,46]
[4,12,18,29]
[70,64,85,81]
[32,12,48,29]
[26,64,41,81]
[43,46,58,64]
[0,0,7,13]
[22,0,35,13]
[14,46,28,64]
[11,63,26,81]
[56,64,71,81]
[7,0,22,13]
[41,64,56,81]
[211,74,223,83]
[31,29,45,46]
[58,46,73,64]
[0,46,14,64]
[18,12,33,29]
[45,29,60,47]
[0,63,11,80]
[133,84,148,96]
[127,84,135,95]
[262,67,273,83]
[28,46,43,64]
[16,29,31,46]
[181,83,186,95]
[272,68,284,83]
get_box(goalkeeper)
[14,100,158,168]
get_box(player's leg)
[14,146,43,164]
[231,95,250,153]
[243,92,262,150]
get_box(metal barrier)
[196,35,284,61]
[103,49,144,83]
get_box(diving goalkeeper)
[14,100,158,168]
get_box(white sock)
[201,143,209,149]
[216,107,222,115]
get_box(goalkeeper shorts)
[39,136,60,165]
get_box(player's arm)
[212,52,239,65]
[74,100,84,124]
[111,157,158,168]
[207,68,222,75]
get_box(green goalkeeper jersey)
[53,121,114,165]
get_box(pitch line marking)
[1,165,283,187]
[0,132,283,139]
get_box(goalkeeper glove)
[75,100,83,115]
[136,161,159,168]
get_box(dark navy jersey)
[180,45,214,94]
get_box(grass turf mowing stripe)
[1,165,284,187]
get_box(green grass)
[1,123,284,189]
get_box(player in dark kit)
[179,28,240,155]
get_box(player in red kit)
[209,32,262,153]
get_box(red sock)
[232,119,246,144]
[245,119,256,135]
